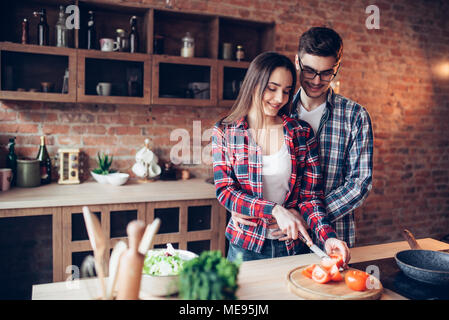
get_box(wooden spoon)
[106,241,127,300]
[138,218,161,255]
[82,206,107,299]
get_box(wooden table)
[32,238,449,300]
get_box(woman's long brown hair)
[221,52,297,129]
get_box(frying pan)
[394,229,449,285]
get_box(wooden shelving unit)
[0,0,275,106]
[0,42,77,102]
[76,49,151,104]
[151,55,217,107]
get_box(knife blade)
[308,243,330,259]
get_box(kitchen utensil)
[287,266,383,300]
[116,220,146,300]
[394,229,449,285]
[82,206,107,299]
[16,159,40,188]
[138,218,161,255]
[106,240,127,299]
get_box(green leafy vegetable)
[143,251,186,276]
[178,250,242,300]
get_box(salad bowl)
[141,247,198,296]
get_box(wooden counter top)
[32,238,449,300]
[0,178,216,210]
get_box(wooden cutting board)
[287,266,383,300]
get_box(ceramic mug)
[96,82,112,96]
[148,162,161,178]
[0,168,13,191]
[100,38,119,52]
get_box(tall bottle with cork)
[34,9,49,46]
[129,16,139,53]
[36,136,52,185]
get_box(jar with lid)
[236,45,245,61]
[181,32,194,58]
[116,28,129,52]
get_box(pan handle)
[402,229,422,250]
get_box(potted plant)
[90,152,116,184]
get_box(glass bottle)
[55,5,68,47]
[6,137,17,187]
[181,32,194,58]
[87,11,96,50]
[129,16,139,53]
[236,45,245,61]
[34,9,49,46]
[36,136,52,185]
[21,18,29,44]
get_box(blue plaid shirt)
[291,88,373,247]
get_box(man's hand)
[324,238,351,267]
[230,211,259,233]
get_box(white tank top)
[262,142,291,239]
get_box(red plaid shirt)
[212,115,337,255]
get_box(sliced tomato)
[320,257,335,270]
[345,270,370,291]
[301,264,316,279]
[311,265,332,284]
[329,264,343,282]
[329,253,344,268]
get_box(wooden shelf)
[76,48,151,104]
[0,1,275,106]
[0,42,77,102]
[151,55,217,107]
[218,60,250,107]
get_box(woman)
[212,52,350,263]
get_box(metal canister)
[16,159,41,187]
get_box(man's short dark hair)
[298,27,343,63]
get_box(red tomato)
[329,264,343,282]
[329,254,344,268]
[312,265,332,284]
[345,270,370,291]
[301,264,316,279]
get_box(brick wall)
[1,0,449,246]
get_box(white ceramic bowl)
[141,249,198,296]
[106,173,129,186]
[90,171,109,184]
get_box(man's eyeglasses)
[298,57,339,82]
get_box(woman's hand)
[324,238,351,267]
[271,205,313,244]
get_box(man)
[232,27,373,249]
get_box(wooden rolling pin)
[116,220,146,300]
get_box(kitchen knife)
[307,243,330,259]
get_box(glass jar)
[236,45,245,61]
[116,28,129,52]
[181,32,194,58]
